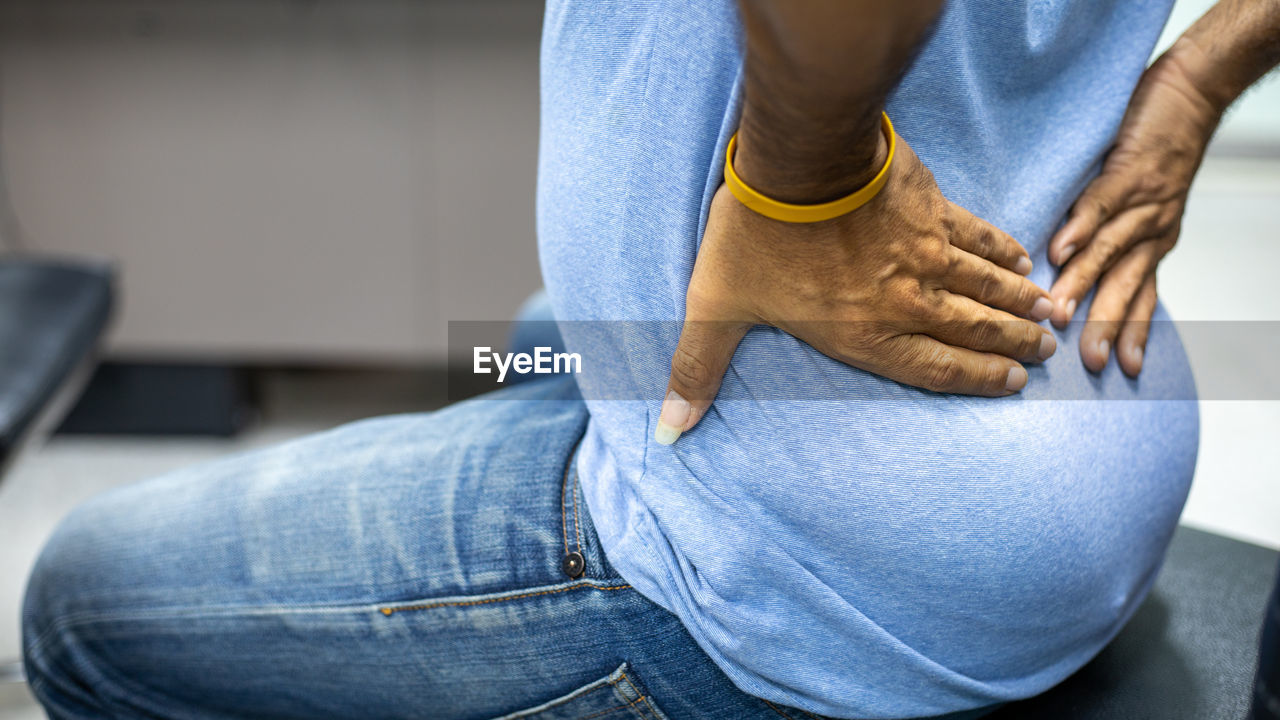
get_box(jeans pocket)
[492,662,670,720]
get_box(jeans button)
[562,551,585,578]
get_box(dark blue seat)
[0,256,113,685]
[0,257,113,474]
[992,526,1279,719]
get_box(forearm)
[732,0,945,203]
[1166,0,1280,116]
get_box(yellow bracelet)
[724,111,896,224]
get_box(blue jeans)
[27,374,942,720]
[23,299,1000,720]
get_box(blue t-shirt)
[537,1,1198,717]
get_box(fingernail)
[1005,365,1028,392]
[1098,339,1110,362]
[1064,298,1077,321]
[1037,332,1057,361]
[1015,256,1033,275]
[1031,297,1053,322]
[1130,344,1144,367]
[1058,244,1076,265]
[655,390,691,445]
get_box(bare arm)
[1047,0,1280,376]
[732,0,944,202]
[1171,0,1280,115]
[656,1,1056,444]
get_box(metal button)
[562,551,585,578]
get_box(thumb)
[656,316,750,446]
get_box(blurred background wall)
[2,0,1276,367]
[2,0,1278,364]
[0,0,544,364]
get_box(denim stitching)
[536,685,614,719]
[379,581,631,616]
[522,672,639,720]
[577,676,646,720]
[493,673,618,719]
[617,672,663,720]
[560,447,574,557]
[572,469,584,554]
[560,434,586,560]
[576,696,643,720]
[602,669,647,720]
[27,578,636,653]
[488,661,634,717]
[762,699,797,720]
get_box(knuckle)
[1134,174,1166,199]
[978,229,1004,255]
[967,229,992,258]
[1065,261,1099,295]
[980,234,996,259]
[1157,205,1182,230]
[924,351,963,392]
[1016,281,1040,311]
[1016,323,1042,357]
[939,203,959,239]
[1092,232,1120,258]
[971,319,1003,349]
[669,344,718,391]
[1120,271,1143,298]
[976,268,1001,301]
[1085,193,1112,221]
[1099,229,1139,262]
[899,282,939,325]
[942,249,964,276]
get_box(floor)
[1,156,1279,718]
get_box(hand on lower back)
[1048,46,1220,377]
[656,136,1056,445]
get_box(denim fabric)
[538,1,1199,717]
[26,375,953,720]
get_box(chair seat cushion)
[992,526,1279,719]
[0,257,113,467]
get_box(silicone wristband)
[724,112,896,224]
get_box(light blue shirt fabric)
[536,1,1199,717]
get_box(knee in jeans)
[21,493,135,708]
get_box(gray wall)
[3,0,1274,364]
[0,0,545,363]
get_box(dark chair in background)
[0,256,114,684]
[993,527,1278,719]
